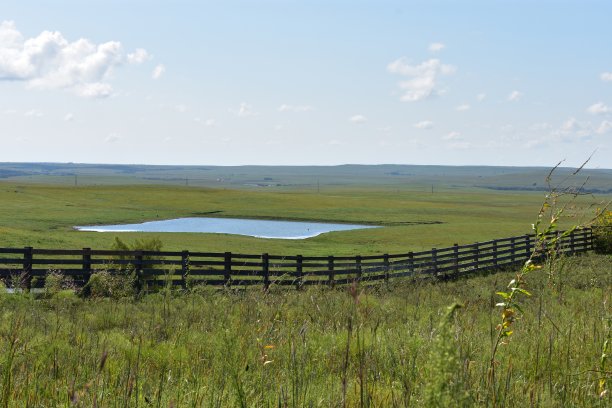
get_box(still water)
[75,217,378,239]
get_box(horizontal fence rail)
[0,228,594,291]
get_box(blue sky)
[1,1,611,168]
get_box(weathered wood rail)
[0,228,594,291]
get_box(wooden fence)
[0,228,594,291]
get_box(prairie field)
[0,181,604,256]
[0,166,610,407]
[0,253,610,406]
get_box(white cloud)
[387,58,456,102]
[205,119,216,127]
[560,117,579,132]
[105,132,120,143]
[349,114,367,124]
[75,82,113,98]
[174,104,188,113]
[24,109,43,117]
[586,102,610,115]
[476,93,486,101]
[428,42,445,52]
[127,48,150,64]
[0,20,140,98]
[600,72,612,82]
[152,64,165,79]
[443,131,461,140]
[507,90,523,102]
[237,102,257,117]
[455,104,471,111]
[551,117,594,141]
[413,120,434,129]
[529,122,552,131]
[596,120,612,134]
[278,104,313,112]
[63,113,74,121]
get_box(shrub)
[592,209,612,254]
[43,270,74,297]
[82,269,135,299]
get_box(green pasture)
[0,253,610,406]
[0,181,606,255]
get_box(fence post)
[224,252,232,287]
[474,243,480,271]
[262,253,270,291]
[355,255,362,281]
[492,240,498,269]
[583,228,589,251]
[328,256,335,288]
[82,247,92,287]
[134,251,143,293]
[296,255,303,290]
[431,248,438,279]
[525,234,531,261]
[408,252,414,276]
[453,244,459,278]
[383,254,390,283]
[181,250,189,290]
[23,246,33,290]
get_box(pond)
[75,217,378,239]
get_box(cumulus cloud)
[507,90,523,102]
[105,132,120,143]
[278,104,313,112]
[237,102,257,117]
[349,114,367,124]
[413,120,434,129]
[174,104,188,113]
[205,119,216,127]
[587,102,610,115]
[550,117,594,141]
[443,131,461,140]
[596,120,612,134]
[476,93,486,101]
[455,104,470,111]
[428,42,445,52]
[387,58,455,102]
[24,109,43,117]
[151,64,165,79]
[127,48,150,64]
[601,72,612,82]
[63,112,74,121]
[0,20,147,98]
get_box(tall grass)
[0,253,609,406]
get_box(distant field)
[1,180,607,256]
[1,162,611,192]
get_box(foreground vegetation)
[0,253,609,407]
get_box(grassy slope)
[2,181,600,255]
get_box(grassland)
[1,181,606,256]
[0,253,610,406]
[0,163,610,406]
